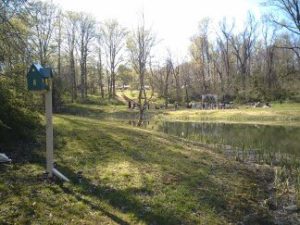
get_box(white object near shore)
[0,153,11,163]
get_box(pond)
[104,112,300,164]
[156,121,300,158]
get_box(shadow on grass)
[57,182,131,225]
[57,116,274,223]
[57,164,188,225]
[1,110,274,224]
[58,100,159,123]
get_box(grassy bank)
[159,103,300,126]
[0,105,276,224]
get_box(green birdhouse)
[27,64,53,91]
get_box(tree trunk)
[184,81,189,106]
[80,59,85,100]
[70,54,76,102]
[57,13,62,78]
[112,71,116,97]
[98,67,104,99]
[164,67,170,108]
[84,58,88,98]
[137,71,146,126]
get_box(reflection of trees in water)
[128,120,149,128]
[159,122,300,156]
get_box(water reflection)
[102,112,300,159]
[157,121,300,157]
[128,120,150,128]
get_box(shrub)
[0,77,41,144]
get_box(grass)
[159,103,300,126]
[118,90,165,105]
[0,103,276,225]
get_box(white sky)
[49,0,263,60]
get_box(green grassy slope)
[0,107,275,224]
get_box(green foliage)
[52,76,65,113]
[0,77,41,144]
[117,64,136,86]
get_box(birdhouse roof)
[40,68,52,78]
[31,63,53,78]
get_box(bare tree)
[56,10,62,77]
[0,0,27,24]
[127,16,155,126]
[216,18,235,95]
[190,18,211,94]
[165,52,181,103]
[264,0,300,61]
[164,58,172,108]
[151,62,165,98]
[229,13,257,90]
[261,21,278,90]
[102,20,127,98]
[29,1,57,66]
[78,13,95,100]
[181,62,192,106]
[96,28,105,98]
[264,0,300,35]
[65,11,80,102]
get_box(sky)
[48,0,264,60]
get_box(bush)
[0,77,41,144]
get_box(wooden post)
[45,87,53,177]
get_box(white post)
[52,168,70,182]
[45,88,54,177]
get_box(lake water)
[105,113,300,163]
[156,121,300,158]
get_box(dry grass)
[159,103,300,126]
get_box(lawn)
[117,90,165,106]
[0,104,275,225]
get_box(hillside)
[0,104,276,225]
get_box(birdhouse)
[27,64,53,91]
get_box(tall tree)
[229,13,257,91]
[216,18,235,96]
[164,58,172,107]
[167,54,181,103]
[127,16,155,126]
[264,0,300,61]
[190,18,212,94]
[181,62,192,105]
[96,29,105,98]
[78,13,95,99]
[102,20,127,98]
[265,0,300,35]
[0,0,26,24]
[29,0,57,66]
[56,9,62,77]
[65,11,80,102]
